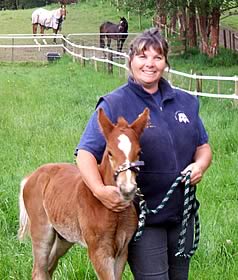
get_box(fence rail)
[0,33,237,100]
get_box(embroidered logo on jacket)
[175,111,190,123]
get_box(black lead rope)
[134,171,200,259]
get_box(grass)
[0,1,152,35]
[0,1,238,279]
[221,8,238,30]
[0,56,238,279]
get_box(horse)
[100,17,128,52]
[18,108,149,280]
[32,5,66,44]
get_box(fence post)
[232,33,236,51]
[188,69,193,91]
[168,71,172,85]
[11,38,14,63]
[125,56,128,80]
[196,73,203,92]
[229,30,232,49]
[235,76,238,106]
[73,46,76,63]
[217,73,220,95]
[118,56,121,77]
[81,42,85,67]
[94,49,98,71]
[223,29,227,49]
[62,35,66,54]
[107,51,113,74]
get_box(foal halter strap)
[113,160,144,181]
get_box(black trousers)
[128,218,194,280]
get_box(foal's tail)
[18,178,30,241]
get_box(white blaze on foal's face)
[118,134,131,159]
[117,134,136,198]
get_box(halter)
[113,160,144,181]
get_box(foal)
[18,108,149,280]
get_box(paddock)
[1,59,237,279]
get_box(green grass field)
[0,56,238,279]
[0,1,238,279]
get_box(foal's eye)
[108,151,113,157]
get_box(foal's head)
[98,108,149,201]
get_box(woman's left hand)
[181,143,212,186]
[181,163,203,185]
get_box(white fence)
[0,33,237,100]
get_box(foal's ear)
[97,108,114,138]
[130,108,150,137]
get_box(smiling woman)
[75,27,212,280]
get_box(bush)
[173,47,238,68]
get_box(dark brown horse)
[18,108,149,280]
[100,17,128,52]
[32,5,66,44]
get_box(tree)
[153,0,238,56]
[197,0,238,56]
[112,0,156,30]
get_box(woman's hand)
[181,143,212,186]
[94,185,131,212]
[181,163,203,185]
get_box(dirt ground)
[0,45,65,63]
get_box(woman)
[75,28,212,280]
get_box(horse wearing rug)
[100,17,128,52]
[32,5,66,44]
[18,108,149,280]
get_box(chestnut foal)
[18,108,149,280]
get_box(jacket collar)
[128,76,176,104]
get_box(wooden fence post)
[125,56,129,80]
[62,35,66,54]
[235,76,238,106]
[232,33,236,51]
[118,56,121,77]
[11,38,14,63]
[223,29,227,49]
[81,42,85,67]
[196,73,203,92]
[217,73,220,95]
[107,51,113,74]
[94,49,98,71]
[168,71,172,85]
[188,69,193,91]
[73,46,76,63]
[229,30,232,49]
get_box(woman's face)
[130,46,167,94]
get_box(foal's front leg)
[114,248,128,280]
[88,244,116,280]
